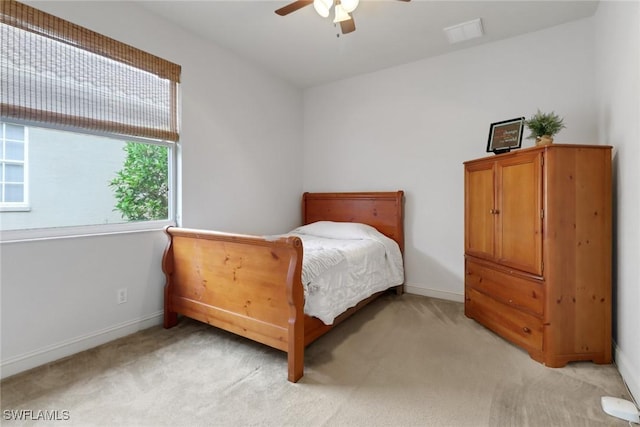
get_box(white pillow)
[290,221,380,240]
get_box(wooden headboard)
[302,191,405,253]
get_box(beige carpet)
[1,294,633,426]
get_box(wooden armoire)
[464,144,612,367]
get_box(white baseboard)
[1,311,163,380]
[614,342,640,404]
[404,285,465,303]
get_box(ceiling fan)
[275,0,411,35]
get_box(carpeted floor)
[1,294,634,426]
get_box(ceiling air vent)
[443,18,484,44]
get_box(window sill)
[0,220,175,243]
[0,205,31,212]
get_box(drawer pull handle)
[522,327,531,334]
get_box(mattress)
[287,221,404,324]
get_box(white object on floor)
[601,396,640,424]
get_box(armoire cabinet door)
[495,152,543,275]
[464,161,495,260]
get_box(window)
[0,1,181,241]
[0,121,172,234]
[0,122,28,210]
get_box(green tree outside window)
[110,143,169,221]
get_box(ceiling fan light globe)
[313,0,332,18]
[333,4,351,23]
[341,0,359,13]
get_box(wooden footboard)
[162,227,306,382]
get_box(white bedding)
[287,221,404,325]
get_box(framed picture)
[486,117,525,154]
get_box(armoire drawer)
[465,259,544,316]
[465,287,543,353]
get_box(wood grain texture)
[464,145,612,368]
[302,191,405,253]
[162,191,405,382]
[466,258,543,316]
[543,146,612,366]
[464,162,495,259]
[495,151,543,275]
[274,0,312,16]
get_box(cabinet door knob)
[522,327,531,334]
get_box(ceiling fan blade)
[340,16,356,34]
[275,0,313,16]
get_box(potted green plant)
[525,110,566,146]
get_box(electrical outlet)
[117,288,127,304]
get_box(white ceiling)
[137,0,599,88]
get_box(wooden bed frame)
[162,191,405,382]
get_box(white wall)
[303,19,597,301]
[1,1,303,378]
[594,0,640,402]
[0,231,167,374]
